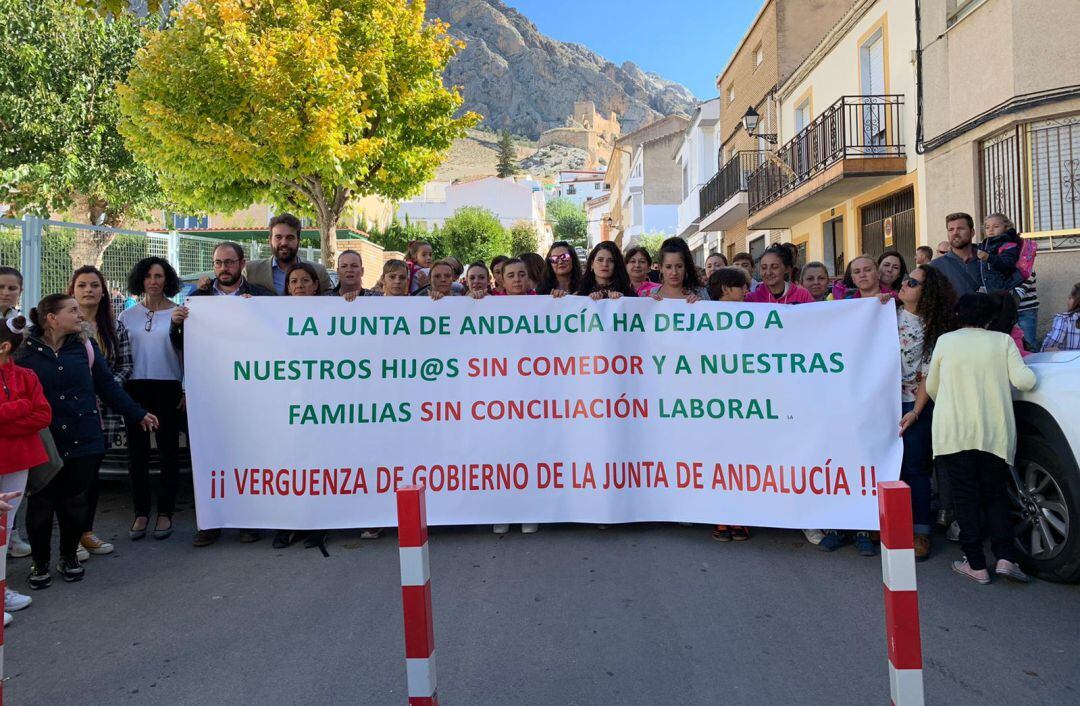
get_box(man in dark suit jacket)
[244,213,331,295]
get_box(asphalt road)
[5,483,1080,705]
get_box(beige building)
[742,0,922,277]
[698,0,855,263]
[919,0,1080,332]
[601,115,690,248]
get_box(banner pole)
[396,486,438,706]
[878,481,924,706]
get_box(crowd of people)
[2,211,1079,624]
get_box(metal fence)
[0,217,322,311]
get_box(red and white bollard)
[878,481,924,706]
[397,487,437,706]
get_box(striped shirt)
[1015,273,1038,312]
[1041,312,1080,351]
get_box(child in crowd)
[977,213,1024,292]
[405,240,434,294]
[0,314,52,622]
[1041,282,1080,352]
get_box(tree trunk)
[68,196,117,269]
[318,207,340,270]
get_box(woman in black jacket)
[15,294,156,588]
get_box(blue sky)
[503,0,765,99]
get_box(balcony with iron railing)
[698,151,767,233]
[746,95,907,229]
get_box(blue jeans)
[901,401,933,535]
[1017,308,1038,349]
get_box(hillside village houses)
[394,175,554,250]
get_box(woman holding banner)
[577,242,636,300]
[830,255,895,301]
[496,259,535,297]
[274,264,330,549]
[744,245,814,305]
[465,262,492,299]
[538,242,582,296]
[625,247,660,298]
[652,238,706,303]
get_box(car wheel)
[1009,435,1080,583]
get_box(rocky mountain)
[428,0,697,139]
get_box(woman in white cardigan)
[927,293,1036,585]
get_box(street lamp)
[741,106,777,145]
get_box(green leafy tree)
[547,198,587,249]
[509,221,538,255]
[496,129,517,178]
[118,0,479,268]
[440,207,510,265]
[367,218,443,258]
[637,232,667,260]
[0,0,163,267]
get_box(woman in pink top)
[830,254,895,301]
[625,246,660,297]
[744,245,815,304]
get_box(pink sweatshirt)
[745,282,815,305]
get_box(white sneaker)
[802,529,825,545]
[521,524,539,534]
[492,524,510,534]
[5,588,32,612]
[946,520,960,542]
[4,611,11,627]
[7,535,32,558]
[76,545,90,562]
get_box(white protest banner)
[184,296,902,530]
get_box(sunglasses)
[903,277,923,288]
[144,307,155,332]
[548,253,572,264]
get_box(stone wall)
[538,127,597,155]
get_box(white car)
[1012,350,1080,583]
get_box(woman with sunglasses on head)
[625,247,660,297]
[117,257,184,542]
[17,295,155,588]
[652,238,707,303]
[577,242,637,300]
[538,241,582,296]
[69,266,131,558]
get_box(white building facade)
[552,170,608,208]
[396,176,553,250]
[673,99,724,264]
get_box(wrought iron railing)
[747,95,905,213]
[699,151,767,220]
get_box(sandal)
[359,528,382,540]
[712,525,732,542]
[129,516,149,541]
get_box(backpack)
[1017,237,1038,280]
